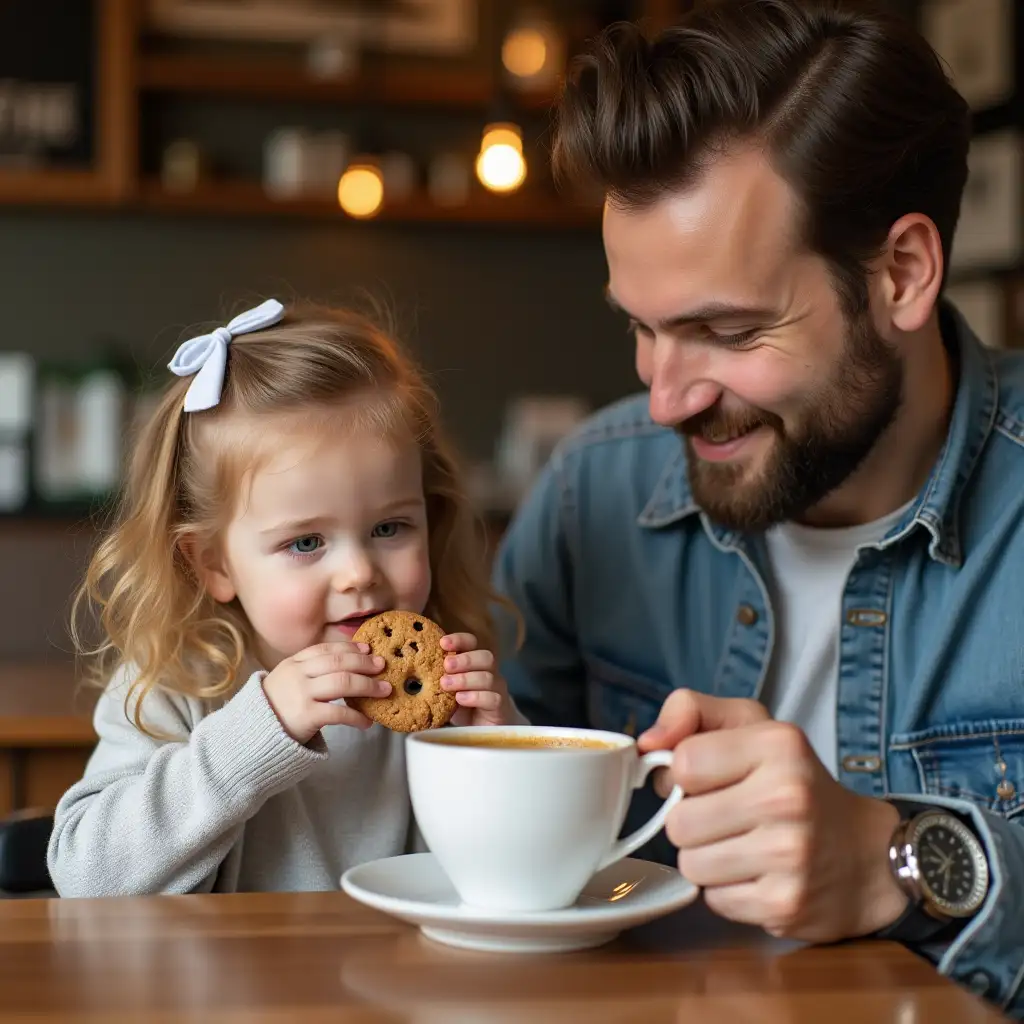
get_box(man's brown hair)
[553,0,971,310]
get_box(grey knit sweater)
[47,670,415,896]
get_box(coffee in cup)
[421,733,617,751]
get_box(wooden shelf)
[139,53,555,111]
[0,168,123,207]
[0,663,95,748]
[138,178,599,228]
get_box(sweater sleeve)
[48,670,327,897]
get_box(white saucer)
[340,853,699,953]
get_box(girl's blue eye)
[290,536,322,555]
[372,521,400,539]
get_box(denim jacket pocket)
[583,656,669,739]
[889,720,1024,819]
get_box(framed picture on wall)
[922,0,1014,111]
[0,0,134,205]
[949,130,1022,272]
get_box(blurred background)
[0,0,1016,814]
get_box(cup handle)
[596,749,683,871]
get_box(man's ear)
[876,213,943,334]
[179,535,236,604]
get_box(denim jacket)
[493,304,1024,1016]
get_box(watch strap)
[871,897,952,944]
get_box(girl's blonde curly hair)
[74,300,508,735]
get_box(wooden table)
[0,891,1008,1022]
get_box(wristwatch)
[874,800,991,944]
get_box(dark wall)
[0,209,631,461]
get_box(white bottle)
[76,368,125,496]
[0,353,33,511]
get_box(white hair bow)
[168,299,286,412]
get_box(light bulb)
[502,26,548,79]
[337,161,384,218]
[500,11,564,91]
[475,144,527,193]
[475,122,527,193]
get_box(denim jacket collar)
[637,446,698,528]
[637,301,998,567]
[879,303,998,567]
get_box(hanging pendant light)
[475,122,527,194]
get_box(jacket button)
[846,608,888,627]
[968,971,992,997]
[997,779,1016,801]
[736,604,758,626]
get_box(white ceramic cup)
[405,724,683,913]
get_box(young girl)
[48,298,524,897]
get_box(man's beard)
[678,312,904,532]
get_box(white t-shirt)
[760,501,913,776]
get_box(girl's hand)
[262,642,390,744]
[440,633,522,727]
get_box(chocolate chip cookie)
[349,611,455,732]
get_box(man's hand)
[639,689,907,943]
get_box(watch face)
[911,812,990,917]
